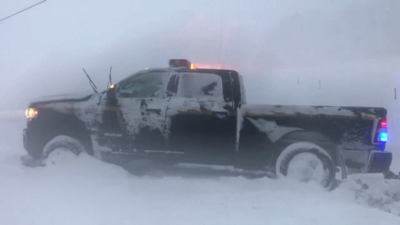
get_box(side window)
[177,73,223,100]
[118,72,169,98]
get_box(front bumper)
[366,151,392,173]
[22,128,42,158]
[23,128,28,151]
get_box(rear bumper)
[365,151,392,173]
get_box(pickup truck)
[22,59,392,189]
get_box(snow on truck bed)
[240,104,384,119]
[1,118,399,225]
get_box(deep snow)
[1,117,400,225]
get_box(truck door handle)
[211,111,229,119]
[146,108,162,115]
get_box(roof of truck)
[118,59,239,84]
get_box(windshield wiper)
[82,68,98,94]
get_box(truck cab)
[95,61,244,166]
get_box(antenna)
[109,67,113,84]
[82,68,98,94]
[218,21,224,66]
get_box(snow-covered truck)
[22,59,392,189]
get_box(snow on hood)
[31,91,96,104]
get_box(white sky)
[1,0,399,110]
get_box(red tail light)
[380,119,387,128]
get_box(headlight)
[25,108,38,119]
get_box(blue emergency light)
[378,132,388,142]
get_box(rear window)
[238,74,247,104]
[177,73,223,100]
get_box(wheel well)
[43,114,94,155]
[275,145,337,190]
[272,131,346,176]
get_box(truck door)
[97,71,171,153]
[167,71,237,162]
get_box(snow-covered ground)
[1,117,400,225]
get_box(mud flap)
[383,170,400,180]
[337,152,348,180]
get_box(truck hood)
[29,92,97,107]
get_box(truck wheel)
[276,143,336,190]
[42,135,86,158]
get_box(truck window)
[177,73,223,100]
[118,72,169,98]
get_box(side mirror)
[106,84,117,100]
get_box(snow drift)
[0,118,399,225]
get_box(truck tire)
[42,135,86,158]
[276,142,336,190]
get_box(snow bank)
[342,175,400,216]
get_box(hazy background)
[1,0,400,151]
